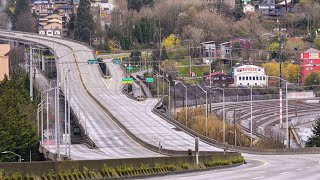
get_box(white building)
[200,41,217,64]
[233,65,267,87]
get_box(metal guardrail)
[174,94,320,108]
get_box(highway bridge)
[3,30,320,180]
[0,30,222,160]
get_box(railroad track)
[211,100,320,139]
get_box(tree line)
[0,74,41,162]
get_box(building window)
[255,83,257,86]
[263,76,265,80]
[258,69,261,71]
[246,76,248,80]
[239,76,241,81]
[253,77,255,80]
[222,77,226,80]
[260,76,262,80]
[306,67,309,70]
[222,83,225,87]
[242,77,245,80]
[310,60,313,64]
[249,76,252,80]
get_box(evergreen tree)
[0,75,40,162]
[67,12,76,38]
[306,117,320,147]
[74,0,94,44]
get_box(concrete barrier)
[0,152,241,175]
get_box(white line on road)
[296,168,302,171]
[107,78,112,89]
[280,172,288,174]
[252,176,264,179]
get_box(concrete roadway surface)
[89,57,222,152]
[147,154,320,180]
[0,31,161,159]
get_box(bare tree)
[15,11,36,33]
[8,46,26,76]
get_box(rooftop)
[304,48,320,53]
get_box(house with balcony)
[32,0,54,15]
[38,14,66,36]
[300,48,320,84]
[203,72,229,88]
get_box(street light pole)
[223,88,225,145]
[174,81,188,126]
[250,86,253,147]
[194,85,208,136]
[268,76,289,148]
[2,151,22,162]
[286,81,289,148]
[208,86,225,143]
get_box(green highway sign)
[87,59,98,64]
[127,66,133,71]
[112,59,121,64]
[122,78,133,84]
[146,78,154,83]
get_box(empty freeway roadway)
[0,30,222,160]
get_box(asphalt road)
[147,154,320,180]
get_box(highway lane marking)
[252,176,264,180]
[280,172,288,174]
[296,168,302,171]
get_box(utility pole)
[29,47,33,101]
[234,109,237,146]
[250,86,253,147]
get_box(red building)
[300,48,320,84]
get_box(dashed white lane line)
[252,176,264,179]
[280,172,289,174]
[296,168,302,171]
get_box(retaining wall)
[0,152,241,175]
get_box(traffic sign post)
[127,66,133,71]
[146,78,154,83]
[121,78,133,84]
[87,59,98,64]
[112,59,121,64]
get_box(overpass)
[0,30,222,160]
